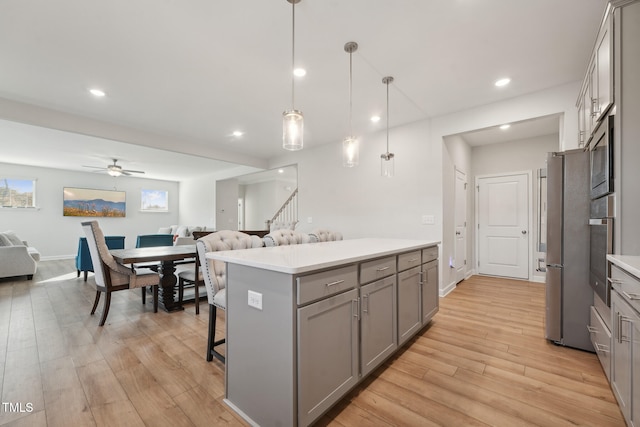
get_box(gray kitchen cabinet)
[593,10,613,123]
[422,259,439,324]
[611,289,635,425]
[578,5,613,148]
[611,262,640,427]
[398,265,422,345]
[213,239,439,426]
[588,305,612,380]
[297,288,359,427]
[360,275,397,376]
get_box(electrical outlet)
[248,290,262,310]
[422,215,435,225]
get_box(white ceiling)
[458,114,561,147]
[0,0,607,180]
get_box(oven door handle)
[589,218,609,225]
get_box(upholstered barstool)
[197,230,263,362]
[308,229,343,243]
[263,229,311,247]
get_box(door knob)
[455,231,461,235]
[522,230,527,234]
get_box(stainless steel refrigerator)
[545,149,593,351]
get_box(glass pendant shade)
[283,109,304,151]
[380,152,395,178]
[342,136,359,167]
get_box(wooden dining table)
[110,245,196,312]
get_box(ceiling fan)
[82,159,145,177]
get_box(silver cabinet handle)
[352,299,359,319]
[620,315,632,343]
[362,294,369,313]
[622,291,640,301]
[595,343,610,353]
[521,230,527,235]
[408,258,419,263]
[325,279,344,287]
[376,266,390,272]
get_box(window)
[0,178,36,208]
[141,189,169,212]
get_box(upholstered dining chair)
[76,235,125,281]
[82,221,160,326]
[196,230,263,362]
[263,229,311,247]
[308,229,343,243]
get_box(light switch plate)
[248,290,263,310]
[422,215,435,225]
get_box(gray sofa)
[0,231,40,280]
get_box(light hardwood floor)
[0,260,625,426]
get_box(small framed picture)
[140,189,168,212]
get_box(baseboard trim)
[440,281,456,297]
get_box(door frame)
[454,166,468,283]
[474,170,534,281]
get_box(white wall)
[442,135,473,293]
[438,80,581,293]
[471,134,559,282]
[268,119,442,243]
[179,165,259,230]
[0,162,179,259]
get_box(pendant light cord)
[349,50,353,137]
[291,0,296,109]
[386,79,390,153]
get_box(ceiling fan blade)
[122,169,145,174]
[121,171,132,176]
[82,165,107,170]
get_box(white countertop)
[608,254,640,278]
[206,238,440,274]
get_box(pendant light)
[380,76,395,177]
[342,41,359,167]
[283,0,303,151]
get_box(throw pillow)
[3,231,24,246]
[0,233,13,247]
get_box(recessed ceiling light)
[232,131,243,137]
[278,169,284,174]
[494,78,511,87]
[500,124,511,130]
[370,115,381,123]
[89,88,106,97]
[293,68,306,77]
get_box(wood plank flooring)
[0,261,625,426]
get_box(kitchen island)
[207,238,440,427]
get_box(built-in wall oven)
[589,114,615,312]
[590,115,614,200]
[589,195,614,306]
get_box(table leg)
[158,261,184,312]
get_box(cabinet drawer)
[297,265,357,306]
[422,246,438,263]
[360,256,396,284]
[398,250,422,272]
[611,265,640,314]
[589,306,611,381]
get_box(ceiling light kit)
[82,159,145,177]
[89,89,106,97]
[282,0,304,151]
[494,77,511,87]
[342,41,359,168]
[380,76,395,178]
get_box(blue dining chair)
[76,235,125,281]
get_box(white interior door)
[477,173,529,279]
[455,169,467,283]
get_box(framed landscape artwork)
[63,187,126,217]
[140,189,169,212]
